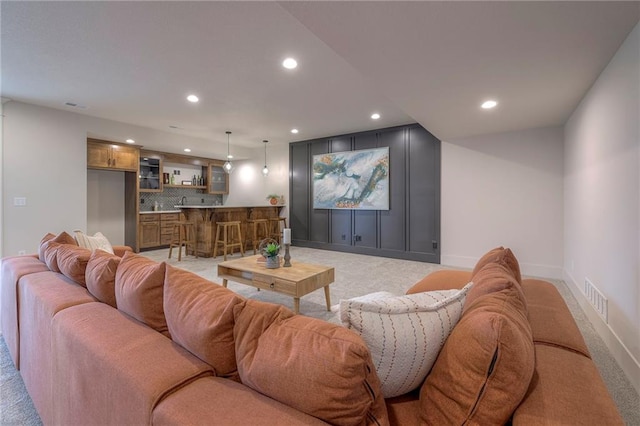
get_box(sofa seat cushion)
[164,264,245,380]
[406,270,472,294]
[152,376,329,426]
[385,390,420,426]
[234,300,388,426]
[420,285,534,425]
[522,279,591,357]
[17,271,96,424]
[0,255,49,369]
[115,251,170,337]
[51,302,213,426]
[85,249,121,308]
[56,244,92,286]
[513,344,623,425]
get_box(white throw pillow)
[74,231,114,254]
[340,282,473,398]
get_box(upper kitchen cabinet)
[87,139,139,172]
[208,160,229,194]
[139,150,162,192]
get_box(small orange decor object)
[270,197,278,205]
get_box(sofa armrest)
[406,270,472,294]
[112,245,133,257]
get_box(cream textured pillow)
[74,231,114,254]
[340,282,473,398]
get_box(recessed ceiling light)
[291,128,299,134]
[481,100,498,109]
[187,94,199,103]
[282,58,298,69]
[227,155,234,159]
[371,113,381,120]
[184,148,191,153]
[125,139,135,144]
[169,125,179,129]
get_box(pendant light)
[223,131,234,174]
[262,140,269,177]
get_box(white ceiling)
[2,1,638,156]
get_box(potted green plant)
[262,242,281,268]
[267,194,280,205]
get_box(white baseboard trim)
[563,269,640,395]
[441,255,562,279]
[440,254,475,271]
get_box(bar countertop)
[174,204,285,209]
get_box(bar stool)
[213,221,244,261]
[268,217,287,244]
[168,221,198,261]
[245,219,270,254]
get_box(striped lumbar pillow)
[340,282,473,398]
[74,231,114,254]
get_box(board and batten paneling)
[289,123,440,263]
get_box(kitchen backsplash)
[140,187,223,212]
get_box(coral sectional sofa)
[0,235,623,425]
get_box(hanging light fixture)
[223,131,234,174]
[262,140,269,177]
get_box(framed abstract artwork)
[312,147,389,210]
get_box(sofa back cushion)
[56,244,92,286]
[115,251,169,338]
[234,300,388,426]
[164,265,245,380]
[74,230,115,254]
[40,232,77,271]
[85,250,121,308]
[419,285,534,425]
[464,262,526,313]
[472,246,522,284]
[38,233,56,262]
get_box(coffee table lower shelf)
[217,255,334,314]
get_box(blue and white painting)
[312,147,389,210]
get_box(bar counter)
[176,205,284,257]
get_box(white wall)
[564,22,639,392]
[225,143,290,220]
[87,169,125,245]
[0,100,5,257]
[2,102,88,256]
[0,101,253,257]
[441,126,565,278]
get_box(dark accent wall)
[289,123,441,263]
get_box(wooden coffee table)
[217,255,334,314]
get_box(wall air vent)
[584,278,608,323]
